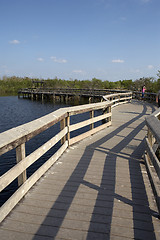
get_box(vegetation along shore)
[0,71,160,96]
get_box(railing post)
[16,143,26,186]
[90,110,94,130]
[108,106,112,122]
[148,128,154,147]
[147,128,155,164]
[118,94,120,103]
[67,113,70,145]
[60,118,66,144]
[102,105,111,124]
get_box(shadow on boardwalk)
[32,101,158,239]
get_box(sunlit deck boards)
[0,100,160,240]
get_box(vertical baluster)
[60,118,66,144]
[16,143,26,186]
[67,114,70,145]
[147,128,155,165]
[90,110,94,130]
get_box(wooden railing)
[145,109,160,214]
[103,92,132,107]
[132,91,157,102]
[0,92,132,222]
[18,87,130,97]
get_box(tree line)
[0,72,160,96]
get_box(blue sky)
[0,0,159,81]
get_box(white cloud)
[112,59,124,63]
[50,56,67,63]
[72,70,83,73]
[147,65,154,69]
[37,58,44,62]
[9,39,20,44]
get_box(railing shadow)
[32,101,157,239]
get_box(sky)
[0,0,160,82]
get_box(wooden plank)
[0,141,68,223]
[0,127,68,193]
[69,121,111,146]
[69,113,111,132]
[145,137,160,179]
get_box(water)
[0,96,71,205]
[0,96,103,205]
[0,96,67,133]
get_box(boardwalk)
[0,100,160,240]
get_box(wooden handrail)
[133,91,157,102]
[145,108,160,214]
[18,88,131,96]
[0,92,132,222]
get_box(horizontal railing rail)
[18,88,131,96]
[0,92,132,222]
[103,92,132,107]
[145,108,160,214]
[132,91,157,102]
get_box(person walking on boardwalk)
[156,89,160,107]
[142,85,146,99]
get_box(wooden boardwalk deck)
[0,100,160,240]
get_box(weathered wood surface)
[18,88,130,97]
[0,127,68,193]
[0,100,159,240]
[145,108,160,213]
[0,97,115,222]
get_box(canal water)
[0,96,102,205]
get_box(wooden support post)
[52,94,55,103]
[65,95,68,103]
[108,106,111,122]
[41,94,44,102]
[147,129,155,165]
[31,93,33,100]
[90,110,94,130]
[148,129,154,146]
[16,143,27,186]
[67,114,70,145]
[60,118,66,144]
[102,106,111,123]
